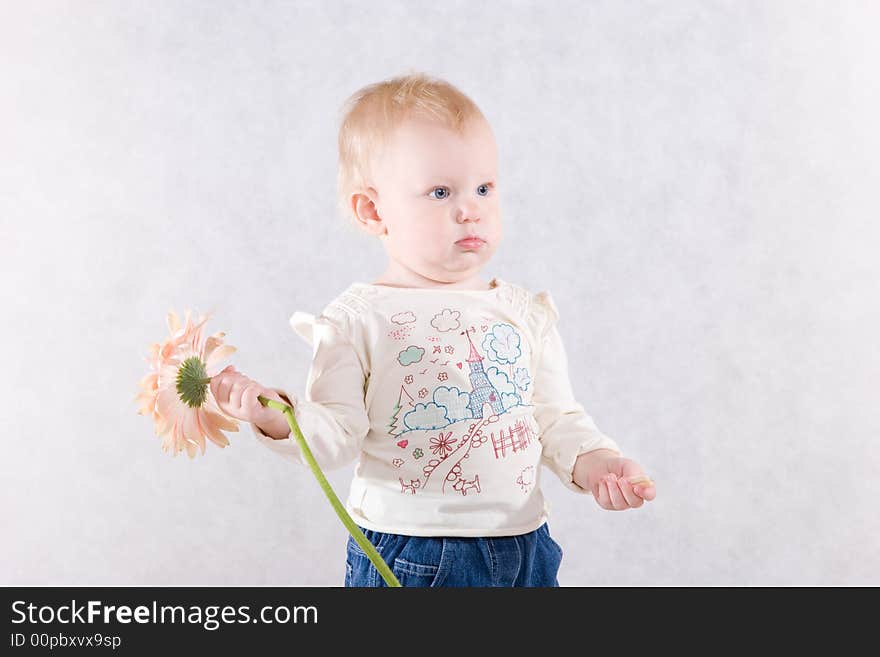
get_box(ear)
[350,187,386,236]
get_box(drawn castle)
[462,327,505,418]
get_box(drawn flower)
[404,374,414,384]
[134,309,238,458]
[418,387,428,398]
[429,431,457,458]
[438,372,448,381]
[444,345,454,354]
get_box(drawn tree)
[388,385,414,437]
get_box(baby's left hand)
[591,457,657,511]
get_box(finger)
[596,479,612,509]
[209,370,224,399]
[213,372,232,404]
[604,475,627,510]
[243,383,266,416]
[212,366,234,392]
[634,483,657,501]
[229,376,249,408]
[625,474,653,487]
[241,382,258,407]
[617,477,644,508]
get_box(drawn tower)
[462,327,505,418]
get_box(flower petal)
[167,310,181,336]
[205,344,236,372]
[199,409,231,448]
[191,411,208,455]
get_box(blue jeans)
[344,523,563,587]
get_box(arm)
[531,301,621,495]
[248,314,370,470]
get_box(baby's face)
[358,116,502,283]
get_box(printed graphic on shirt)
[399,478,420,494]
[398,345,425,366]
[516,466,535,493]
[386,306,539,497]
[431,308,461,332]
[417,413,499,495]
[490,418,537,458]
[429,431,457,457]
[388,310,416,341]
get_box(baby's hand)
[209,365,286,426]
[591,457,657,511]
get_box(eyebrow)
[419,173,496,183]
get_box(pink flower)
[134,309,238,458]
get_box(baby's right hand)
[209,365,287,426]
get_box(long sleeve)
[248,309,370,471]
[530,291,621,495]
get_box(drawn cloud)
[501,392,520,411]
[391,311,416,325]
[398,345,425,366]
[404,402,450,431]
[486,366,521,410]
[433,386,473,422]
[431,308,461,332]
[481,324,522,364]
[513,367,532,392]
[486,366,517,396]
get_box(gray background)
[2,1,878,586]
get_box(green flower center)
[176,356,211,408]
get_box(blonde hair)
[336,71,487,226]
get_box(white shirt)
[250,276,621,537]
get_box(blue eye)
[428,183,494,200]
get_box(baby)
[211,72,656,587]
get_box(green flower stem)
[257,395,401,587]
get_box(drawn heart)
[397,440,409,448]
[456,362,463,369]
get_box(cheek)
[492,220,503,239]
[484,219,502,244]
[393,221,447,254]
[417,227,452,256]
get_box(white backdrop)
[2,1,878,586]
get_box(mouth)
[455,237,486,249]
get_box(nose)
[456,201,480,223]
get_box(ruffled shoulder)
[528,289,560,341]
[494,278,532,320]
[288,283,372,347]
[289,311,317,345]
